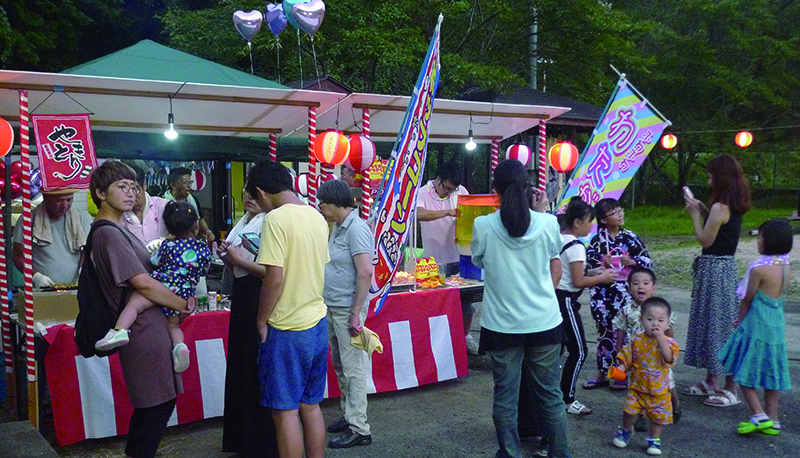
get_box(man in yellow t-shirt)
[246,161,330,458]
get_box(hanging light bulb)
[465,128,476,151]
[164,112,178,140]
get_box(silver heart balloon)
[291,0,325,36]
[233,10,263,42]
[265,3,284,24]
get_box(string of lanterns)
[298,128,377,195]
[660,130,756,150]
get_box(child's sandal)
[737,419,773,435]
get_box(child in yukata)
[96,201,211,373]
[612,297,679,456]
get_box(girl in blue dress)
[96,201,211,373]
[718,219,792,435]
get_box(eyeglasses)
[178,179,194,186]
[605,208,624,218]
[437,179,457,195]
[115,183,140,195]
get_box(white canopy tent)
[0,70,569,145]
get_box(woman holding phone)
[219,188,277,457]
[682,154,751,408]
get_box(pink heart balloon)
[291,0,325,36]
[233,10,263,42]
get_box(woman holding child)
[682,154,751,407]
[88,161,190,458]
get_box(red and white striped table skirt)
[42,288,467,445]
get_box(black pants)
[557,289,588,404]
[124,398,177,458]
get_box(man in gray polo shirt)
[318,179,374,449]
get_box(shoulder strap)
[85,219,134,305]
[560,238,585,255]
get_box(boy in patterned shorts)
[612,297,679,456]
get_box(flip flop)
[682,380,714,396]
[737,419,773,434]
[582,379,609,390]
[610,380,628,391]
[704,390,741,407]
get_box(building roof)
[466,86,602,126]
[62,40,288,89]
[284,75,354,94]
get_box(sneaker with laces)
[647,438,662,455]
[566,400,592,415]
[173,343,191,373]
[613,427,632,448]
[95,328,130,351]
[465,334,480,355]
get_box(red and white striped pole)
[307,107,317,207]
[0,168,16,420]
[490,140,499,182]
[20,90,38,427]
[360,109,371,219]
[538,120,547,191]
[268,133,277,162]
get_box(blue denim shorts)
[258,316,329,410]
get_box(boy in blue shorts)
[246,161,331,458]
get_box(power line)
[670,124,800,134]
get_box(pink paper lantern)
[505,144,531,167]
[346,134,376,172]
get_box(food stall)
[0,66,568,444]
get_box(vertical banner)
[368,14,443,314]
[30,114,97,191]
[557,76,671,212]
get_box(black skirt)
[222,274,279,457]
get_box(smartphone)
[683,186,694,200]
[240,232,261,254]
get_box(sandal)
[704,389,741,407]
[761,427,780,436]
[582,379,609,390]
[682,380,714,396]
[737,419,773,435]
[610,380,628,391]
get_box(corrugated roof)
[62,40,288,89]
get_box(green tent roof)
[62,39,288,89]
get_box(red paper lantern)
[346,134,376,172]
[9,160,22,183]
[314,129,350,166]
[660,133,677,150]
[191,170,206,191]
[0,119,13,157]
[505,144,531,167]
[735,131,753,148]
[295,173,309,197]
[548,141,579,173]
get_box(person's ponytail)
[493,160,531,238]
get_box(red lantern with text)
[0,119,13,157]
[548,141,579,173]
[735,131,752,148]
[314,129,350,166]
[660,133,677,150]
[505,144,531,167]
[346,134,376,172]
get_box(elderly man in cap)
[13,188,93,287]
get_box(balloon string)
[297,29,303,88]
[276,39,281,84]
[248,42,254,75]
[311,38,321,90]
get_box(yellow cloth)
[31,203,86,253]
[256,204,329,331]
[351,326,383,355]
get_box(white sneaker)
[95,328,130,351]
[173,343,191,373]
[465,334,480,355]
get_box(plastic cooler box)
[455,194,500,280]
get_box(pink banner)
[31,113,97,191]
